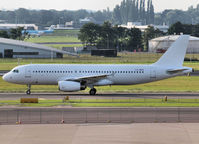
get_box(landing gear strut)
[89,88,96,95]
[26,84,31,95]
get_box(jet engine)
[58,81,86,92]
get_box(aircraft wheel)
[26,84,31,95]
[89,88,96,95]
[26,89,31,95]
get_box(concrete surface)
[0,123,199,144]
[1,107,199,124]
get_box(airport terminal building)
[0,38,67,58]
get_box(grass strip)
[1,99,199,107]
[71,103,199,107]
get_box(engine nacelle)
[58,81,86,92]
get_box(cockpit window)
[13,69,19,73]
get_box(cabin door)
[150,67,156,79]
[25,67,31,78]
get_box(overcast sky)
[0,0,199,12]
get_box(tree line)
[155,5,199,26]
[1,1,199,27]
[78,21,164,52]
[0,8,111,28]
[0,27,25,40]
[113,0,154,25]
[78,21,199,52]
[0,0,154,27]
[168,21,199,37]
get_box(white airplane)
[2,35,193,95]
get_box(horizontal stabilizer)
[167,67,192,74]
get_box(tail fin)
[153,35,190,67]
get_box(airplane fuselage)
[3,64,189,86]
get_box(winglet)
[153,35,190,67]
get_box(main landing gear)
[89,88,97,95]
[26,84,31,95]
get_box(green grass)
[0,99,70,107]
[69,98,199,107]
[1,99,199,107]
[71,103,199,107]
[46,44,83,50]
[48,29,80,36]
[69,99,199,103]
[25,36,80,43]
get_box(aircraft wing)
[64,74,114,84]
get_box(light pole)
[107,34,109,49]
[59,17,63,26]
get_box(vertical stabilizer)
[153,35,190,67]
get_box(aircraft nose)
[2,73,9,82]
[2,74,7,81]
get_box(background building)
[120,22,169,33]
[0,24,38,31]
[149,35,199,53]
[0,38,70,58]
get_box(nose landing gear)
[26,84,31,95]
[89,88,96,95]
